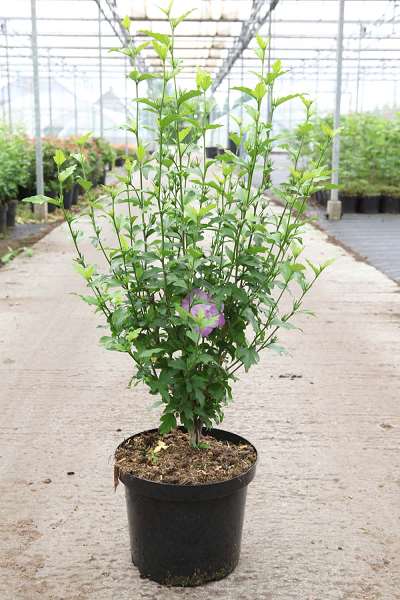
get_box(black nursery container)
[339,193,359,214]
[381,194,400,214]
[359,193,380,214]
[6,199,17,227]
[63,189,73,210]
[228,139,238,155]
[72,184,80,205]
[118,428,257,587]
[0,203,7,234]
[205,146,218,159]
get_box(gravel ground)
[0,204,400,599]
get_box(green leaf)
[256,33,267,50]
[178,127,191,142]
[196,69,212,92]
[137,348,164,359]
[136,144,145,162]
[22,194,61,207]
[274,93,302,108]
[74,263,95,281]
[54,148,66,167]
[140,30,170,47]
[77,132,92,146]
[159,412,177,435]
[152,41,168,61]
[58,165,76,183]
[232,86,256,100]
[254,82,267,101]
[121,15,131,31]
[237,347,259,372]
[178,89,201,106]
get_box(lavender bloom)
[182,288,225,337]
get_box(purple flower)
[182,288,225,337]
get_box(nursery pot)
[358,193,380,214]
[339,193,358,214]
[115,157,125,167]
[118,427,257,587]
[228,139,238,155]
[99,169,106,186]
[6,200,17,227]
[0,203,7,234]
[380,194,400,214]
[205,146,218,159]
[63,189,73,210]
[72,184,80,205]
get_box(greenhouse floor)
[1,199,400,599]
[270,151,400,285]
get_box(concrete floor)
[1,203,400,599]
[268,151,400,285]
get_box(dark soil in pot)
[358,194,380,214]
[0,204,7,235]
[6,200,18,227]
[381,195,400,214]
[116,427,257,587]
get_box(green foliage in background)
[294,112,400,195]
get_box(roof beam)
[211,0,280,91]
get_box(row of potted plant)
[293,112,400,213]
[0,128,117,233]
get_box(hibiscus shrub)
[26,10,333,446]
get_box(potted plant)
[358,183,381,214]
[380,185,400,214]
[24,12,333,588]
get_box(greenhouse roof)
[0,0,399,128]
[1,0,399,84]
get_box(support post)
[73,65,78,135]
[47,51,53,134]
[124,58,128,153]
[355,24,366,113]
[31,0,46,219]
[240,56,244,124]
[327,0,345,221]
[98,7,104,138]
[226,76,230,147]
[3,21,12,131]
[267,2,273,121]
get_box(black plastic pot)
[0,203,7,234]
[339,194,359,214]
[118,427,257,587]
[205,146,218,159]
[72,184,80,205]
[63,189,73,210]
[316,190,328,207]
[228,139,238,155]
[115,157,125,167]
[381,195,400,214]
[98,170,106,186]
[6,199,17,227]
[358,194,380,214]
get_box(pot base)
[119,428,257,587]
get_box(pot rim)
[117,427,257,501]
